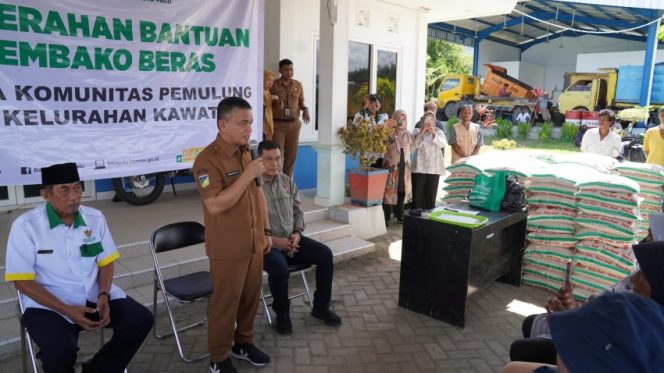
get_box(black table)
[398,203,527,327]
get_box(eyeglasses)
[53,183,83,197]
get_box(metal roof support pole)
[472,37,480,76]
[639,11,660,108]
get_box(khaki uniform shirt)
[193,135,266,259]
[270,78,306,121]
[261,173,304,238]
[450,122,483,164]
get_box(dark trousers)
[21,297,153,373]
[411,173,440,210]
[383,192,405,221]
[263,236,334,315]
[509,314,557,365]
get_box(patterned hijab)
[391,110,411,150]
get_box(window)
[347,41,371,120]
[376,50,397,115]
[568,80,592,92]
[440,78,460,92]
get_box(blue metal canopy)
[428,0,663,107]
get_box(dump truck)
[435,64,540,122]
[558,63,664,119]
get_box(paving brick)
[0,224,554,372]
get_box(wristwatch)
[97,291,110,300]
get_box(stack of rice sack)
[572,173,640,301]
[615,162,664,240]
[521,165,591,292]
[442,162,482,204]
[441,151,546,204]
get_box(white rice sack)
[549,153,619,174]
[570,273,614,302]
[527,232,577,248]
[575,228,636,247]
[528,195,577,210]
[576,189,640,208]
[616,162,664,185]
[576,173,640,194]
[522,265,566,293]
[574,240,635,280]
[575,213,638,239]
[576,199,640,222]
[529,206,577,220]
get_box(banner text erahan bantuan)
[0,3,249,72]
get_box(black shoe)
[311,308,342,327]
[276,313,293,335]
[231,343,271,367]
[210,358,238,373]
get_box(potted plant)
[337,116,394,206]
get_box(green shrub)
[539,122,553,141]
[446,116,459,136]
[517,122,529,139]
[495,118,513,138]
[491,139,517,150]
[561,122,579,142]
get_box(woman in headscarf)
[383,110,412,226]
[263,69,281,140]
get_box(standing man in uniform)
[258,140,341,335]
[270,59,310,177]
[449,105,483,164]
[193,97,272,373]
[4,162,153,373]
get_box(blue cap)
[550,292,664,372]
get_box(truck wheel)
[436,108,447,121]
[444,102,458,120]
[112,174,165,206]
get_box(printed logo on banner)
[20,167,32,175]
[176,147,203,163]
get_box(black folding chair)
[150,221,211,362]
[260,263,314,325]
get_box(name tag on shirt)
[37,249,54,254]
[226,171,240,177]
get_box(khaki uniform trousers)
[273,119,301,177]
[208,250,263,362]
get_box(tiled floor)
[0,223,549,373]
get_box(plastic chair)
[260,263,314,325]
[16,290,127,373]
[150,221,212,362]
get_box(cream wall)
[576,49,664,72]
[264,0,427,142]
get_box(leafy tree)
[426,39,472,101]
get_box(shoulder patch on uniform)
[198,173,209,188]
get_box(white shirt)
[5,203,125,321]
[411,128,447,175]
[515,112,530,123]
[581,127,622,158]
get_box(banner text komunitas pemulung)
[0,0,264,185]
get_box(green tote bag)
[467,171,507,212]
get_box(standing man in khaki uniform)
[193,97,272,373]
[449,105,483,164]
[270,59,310,177]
